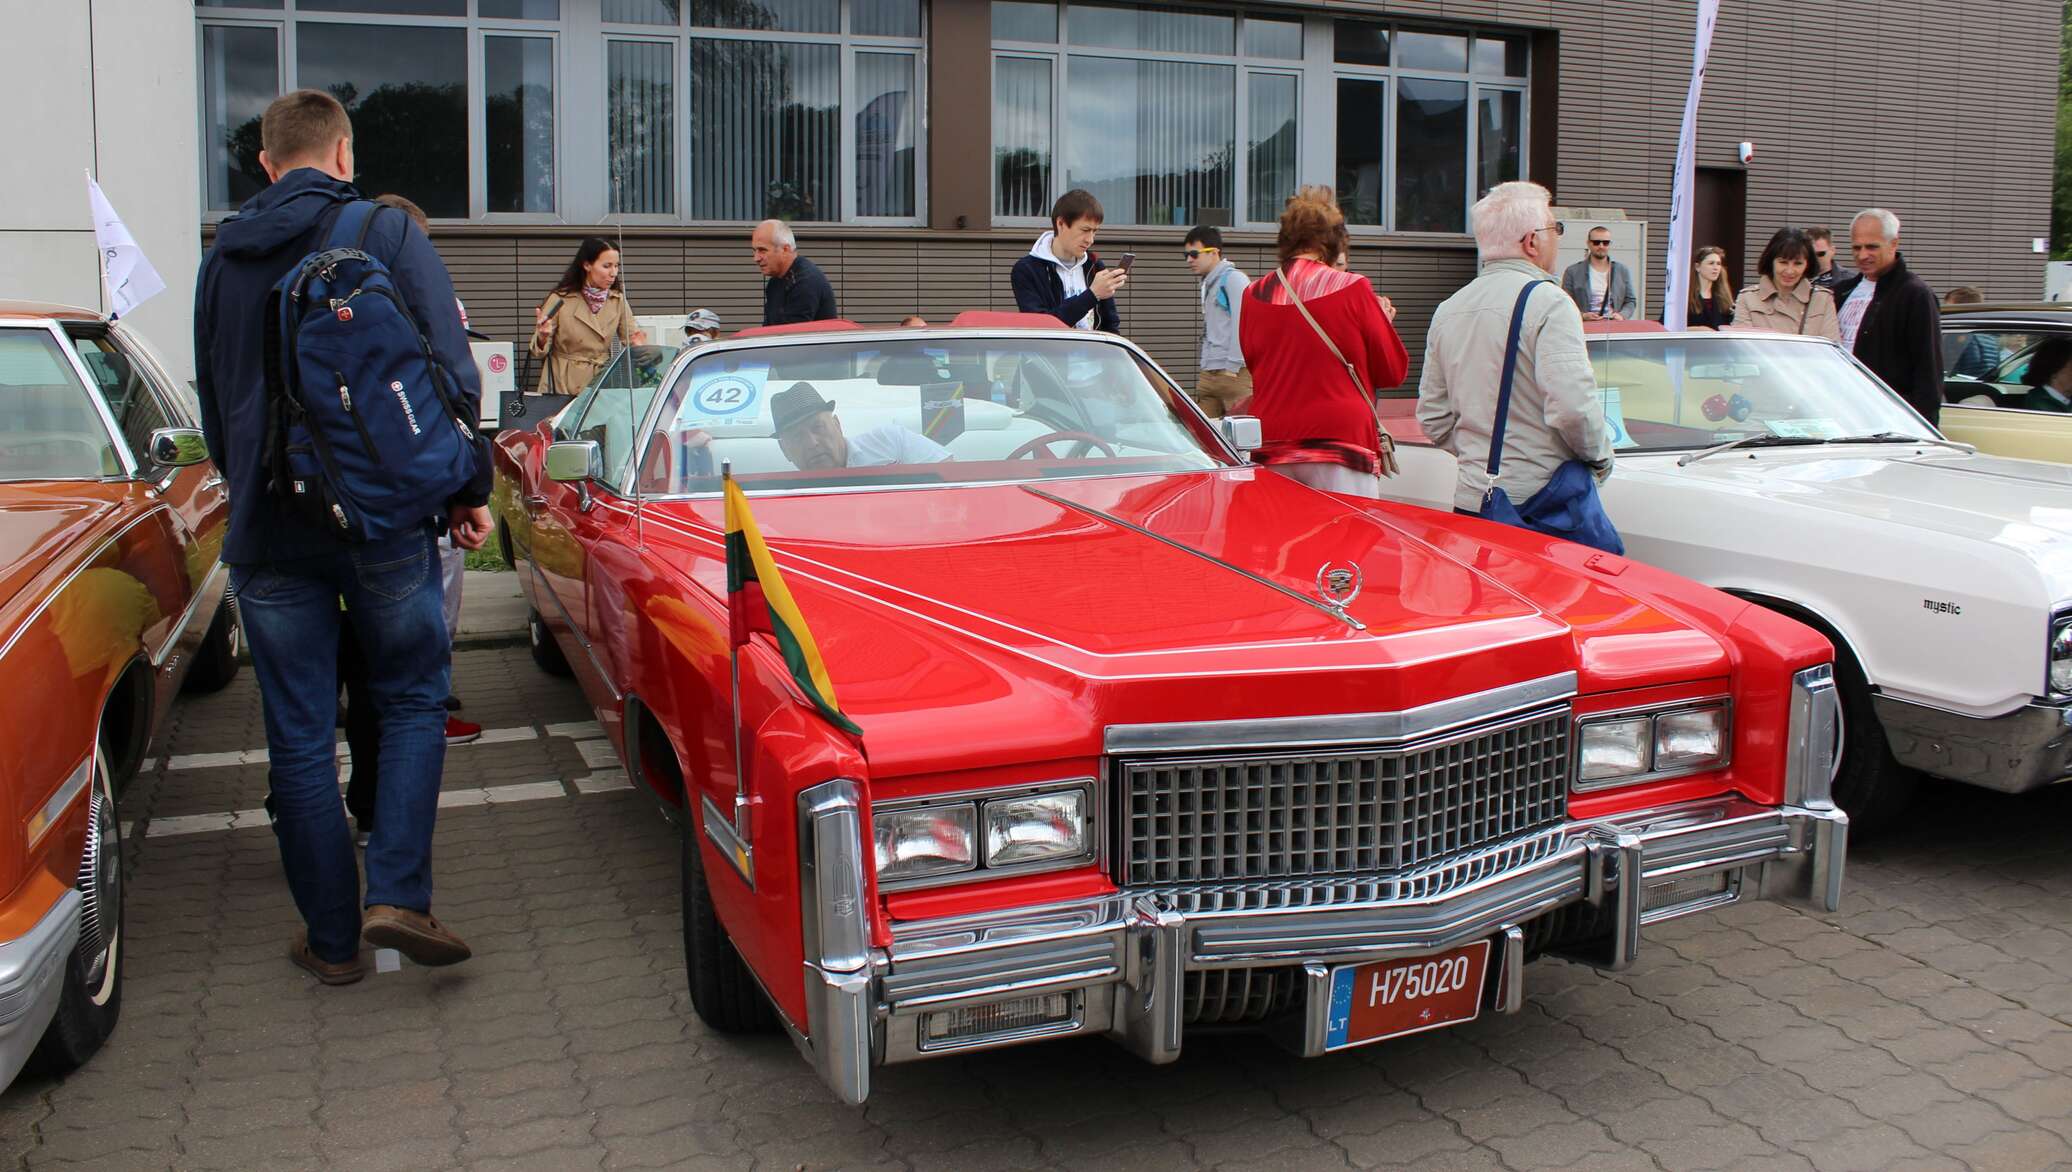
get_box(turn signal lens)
[1579,717,1651,783]
[1654,706,1729,770]
[983,791,1089,867]
[872,803,976,882]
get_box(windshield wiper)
[1826,431,1976,454]
[1675,433,1826,467]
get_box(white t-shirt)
[846,424,952,467]
[1054,254,1094,330]
[1588,265,1609,311]
[1839,278,1877,350]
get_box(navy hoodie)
[194,169,484,565]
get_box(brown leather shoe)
[362,904,472,967]
[289,933,366,985]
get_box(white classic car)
[1378,327,2072,829]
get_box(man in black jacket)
[755,219,839,326]
[1831,208,1944,425]
[1011,189,1126,331]
[194,90,488,985]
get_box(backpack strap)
[326,200,379,252]
[1484,279,1551,490]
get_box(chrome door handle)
[523,493,548,508]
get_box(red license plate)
[1324,939,1493,1051]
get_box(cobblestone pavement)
[5,645,2072,1171]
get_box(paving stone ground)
[5,646,2072,1171]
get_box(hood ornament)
[1316,561,1364,616]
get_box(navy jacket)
[1011,250,1121,332]
[194,169,484,565]
[763,256,839,327]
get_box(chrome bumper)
[793,785,1846,1105]
[0,889,79,1090]
[1874,694,2072,793]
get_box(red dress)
[1237,259,1410,471]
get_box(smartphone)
[1117,252,1137,273]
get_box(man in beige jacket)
[1419,181,1614,514]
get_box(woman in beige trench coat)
[530,238,641,395]
[1730,228,1841,342]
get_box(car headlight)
[873,782,1095,887]
[2050,616,2072,695]
[984,790,1088,867]
[1575,703,1731,791]
[873,803,976,882]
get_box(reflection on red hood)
[0,482,124,622]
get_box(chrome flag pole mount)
[1663,0,1720,331]
[85,172,166,322]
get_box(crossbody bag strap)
[1485,280,1549,488]
[1277,267,1362,395]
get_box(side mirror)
[545,439,602,484]
[1218,415,1263,455]
[147,427,209,469]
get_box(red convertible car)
[494,315,1848,1104]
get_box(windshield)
[0,329,120,481]
[633,335,1230,494]
[1588,335,1937,452]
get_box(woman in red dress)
[1238,187,1410,498]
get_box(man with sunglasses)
[1559,226,1636,322]
[1806,226,1849,290]
[1184,226,1253,418]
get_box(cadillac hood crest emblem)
[1316,561,1363,610]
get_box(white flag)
[1662,0,1720,331]
[86,172,166,321]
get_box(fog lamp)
[1654,706,1729,771]
[1578,717,1651,784]
[873,803,976,882]
[983,790,1089,867]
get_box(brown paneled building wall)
[205,0,2059,392]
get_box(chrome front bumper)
[793,786,1846,1105]
[0,889,79,1090]
[1874,694,2072,793]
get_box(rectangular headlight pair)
[1576,703,1730,790]
[873,784,1093,886]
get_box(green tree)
[2055,0,2072,257]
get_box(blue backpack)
[264,201,484,543]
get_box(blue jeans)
[231,527,450,964]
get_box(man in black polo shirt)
[753,219,839,327]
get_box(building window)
[993,5,1528,232]
[196,0,921,224]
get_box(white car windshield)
[632,334,1231,494]
[1589,335,1939,452]
[0,329,120,481]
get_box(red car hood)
[647,470,1718,773]
[0,482,124,623]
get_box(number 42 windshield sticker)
[679,360,768,430]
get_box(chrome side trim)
[1104,672,1579,753]
[699,795,754,887]
[531,561,622,702]
[1024,485,1367,632]
[798,779,872,1106]
[25,754,93,849]
[151,560,230,667]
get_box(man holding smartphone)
[1012,189,1126,332]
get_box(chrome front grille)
[1118,707,1571,887]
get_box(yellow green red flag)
[724,469,862,737]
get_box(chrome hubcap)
[77,763,121,1005]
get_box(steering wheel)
[1007,430,1117,460]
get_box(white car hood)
[1624,446,2072,586]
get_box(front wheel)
[528,608,573,677]
[182,591,241,693]
[681,805,777,1033]
[1829,651,1919,836]
[30,753,124,1074]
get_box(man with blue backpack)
[194,89,490,984]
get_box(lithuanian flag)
[724,469,863,737]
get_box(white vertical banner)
[1662,0,1721,331]
[86,172,167,321]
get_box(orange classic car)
[496,317,1848,1104]
[0,303,239,1089]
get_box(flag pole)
[725,459,751,845]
